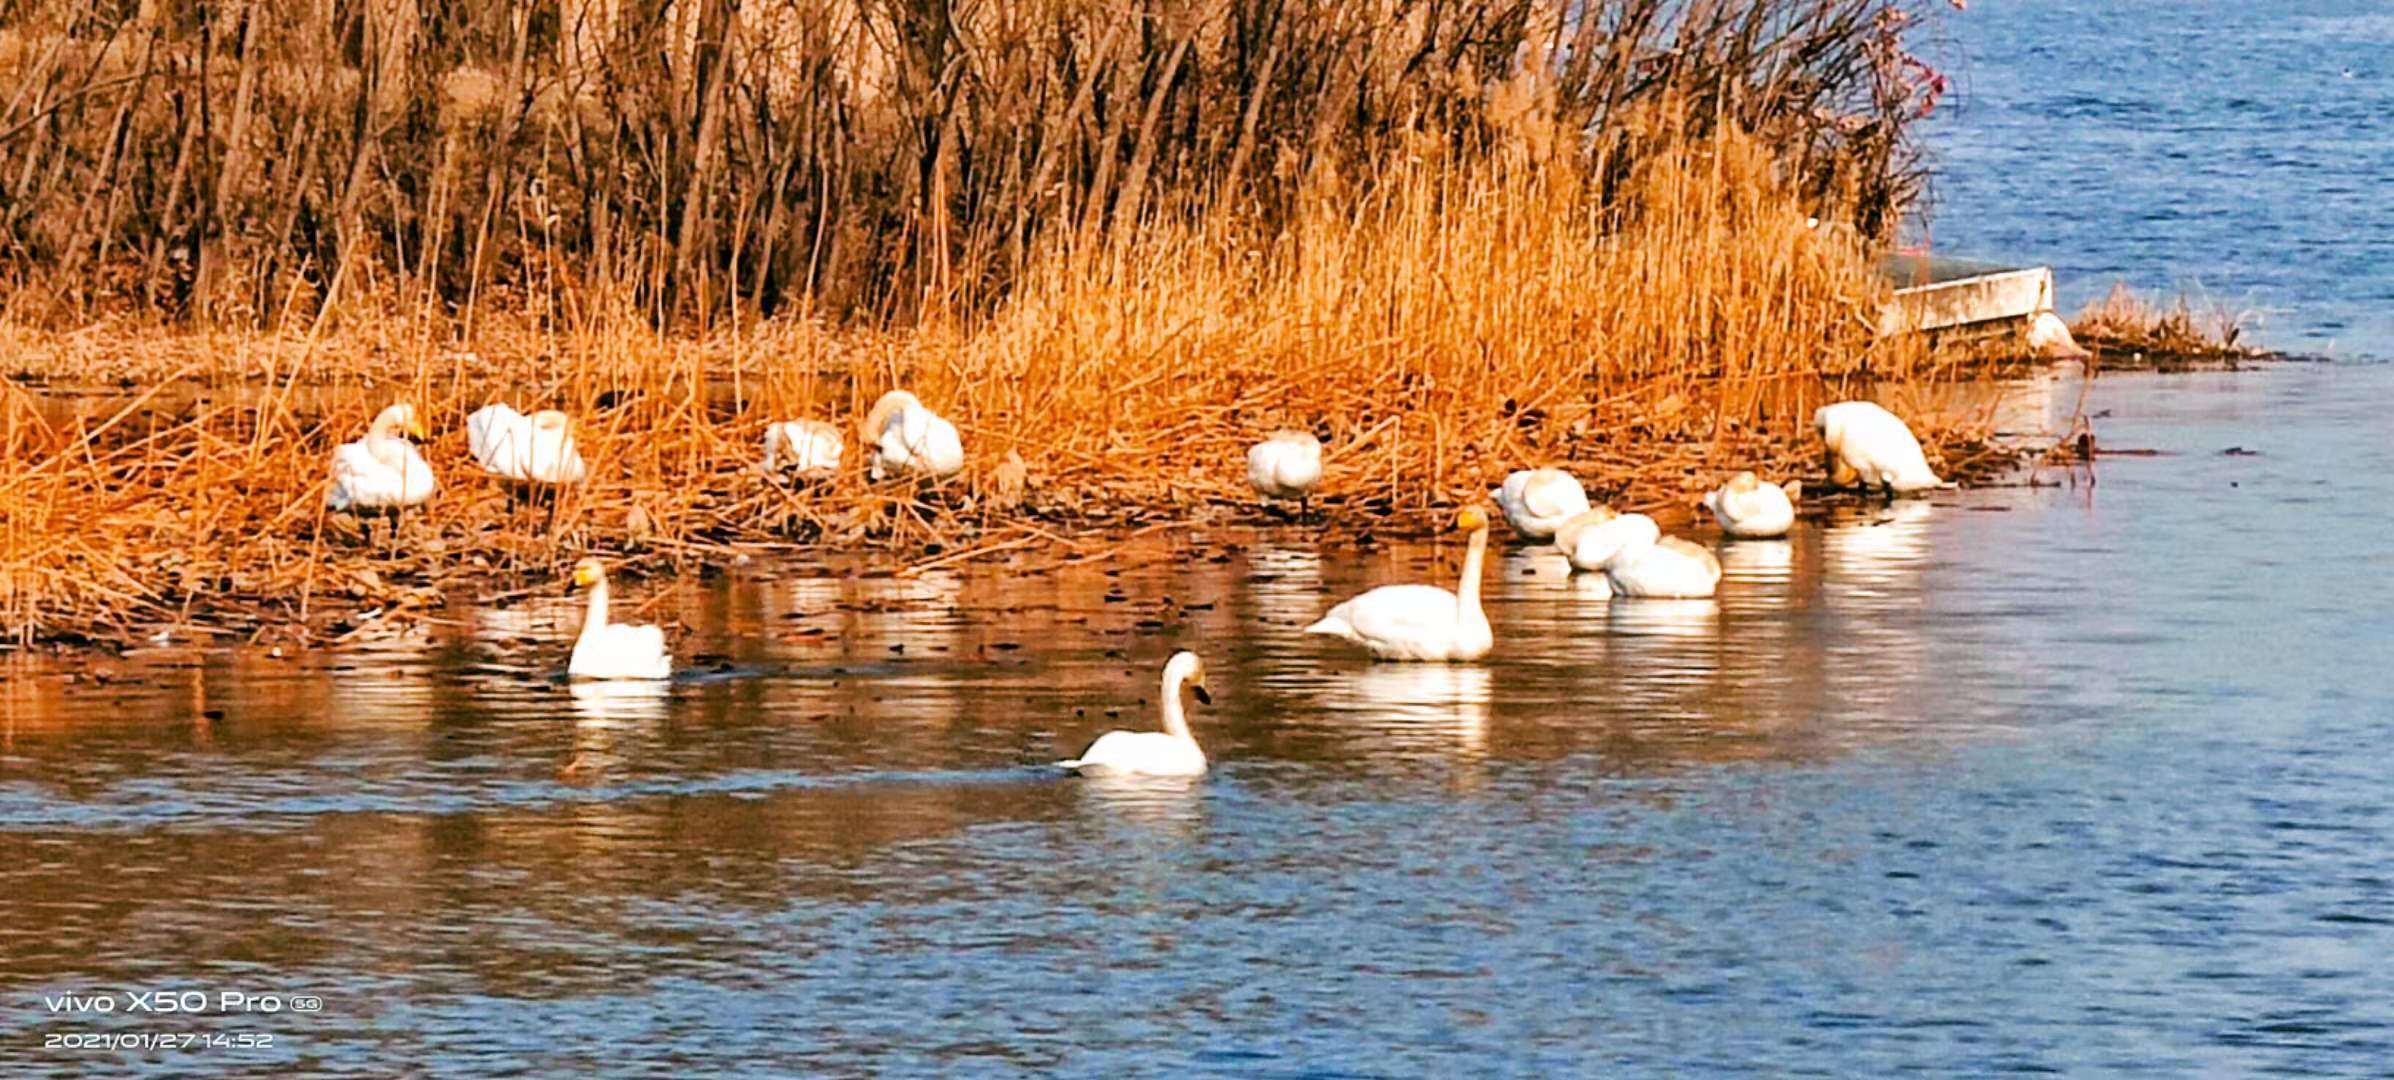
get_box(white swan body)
[762,420,843,480]
[863,390,964,480]
[467,403,588,485]
[327,403,435,512]
[1702,472,1800,539]
[1814,401,1948,494]
[567,559,673,680]
[2026,311,2091,359]
[1056,651,1211,777]
[1492,468,1591,540]
[1247,430,1323,505]
[1306,508,1493,661]
[1603,536,1723,599]
[1553,508,1660,573]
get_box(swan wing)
[326,440,382,510]
[1059,731,1204,776]
[466,404,529,474]
[1326,584,1461,643]
[1522,474,1589,522]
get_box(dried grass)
[1,122,1970,647]
[2069,282,2260,362]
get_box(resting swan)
[1306,507,1492,661]
[466,404,588,486]
[1055,651,1212,777]
[1246,430,1323,516]
[1554,508,1659,573]
[327,403,435,540]
[1814,401,1949,495]
[762,420,843,480]
[1602,536,1723,599]
[862,390,964,481]
[566,559,673,680]
[1702,472,1800,539]
[1554,509,1720,597]
[1492,469,1591,540]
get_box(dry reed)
[2069,282,2261,363]
[0,0,1970,647]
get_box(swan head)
[568,558,606,590]
[1722,470,1762,494]
[1165,650,1211,705]
[373,403,429,441]
[1456,506,1489,533]
[532,410,573,434]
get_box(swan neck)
[580,576,610,642]
[1160,668,1194,741]
[1457,527,1488,613]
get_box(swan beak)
[569,564,599,590]
[1456,506,1489,531]
[1192,683,1213,706]
[402,415,430,441]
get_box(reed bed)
[0,0,1973,647]
[2068,283,2262,363]
[2,128,1991,648]
[0,0,1945,325]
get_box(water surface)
[5,365,2394,1075]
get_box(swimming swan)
[1492,468,1591,540]
[466,403,588,485]
[1702,471,1800,538]
[1055,651,1212,777]
[327,403,435,537]
[1247,430,1323,516]
[1306,507,1493,661]
[862,390,964,481]
[1602,536,1723,599]
[1813,401,1950,495]
[566,559,673,681]
[762,420,843,480]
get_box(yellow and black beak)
[1192,682,1213,706]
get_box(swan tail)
[1303,612,1353,638]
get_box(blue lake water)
[1927,0,2394,353]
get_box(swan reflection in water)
[1716,539,1796,615]
[569,679,672,727]
[1820,500,1935,594]
[1244,545,1325,632]
[1068,774,1209,849]
[1318,664,1494,762]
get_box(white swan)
[1813,401,1950,494]
[1602,536,1723,599]
[1492,468,1591,540]
[1554,508,1659,573]
[862,390,964,481]
[1306,507,1493,661]
[327,403,435,534]
[1702,471,1800,538]
[2026,310,2091,360]
[1246,430,1323,516]
[762,420,843,480]
[1055,651,1211,777]
[466,403,588,485]
[566,559,673,680]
